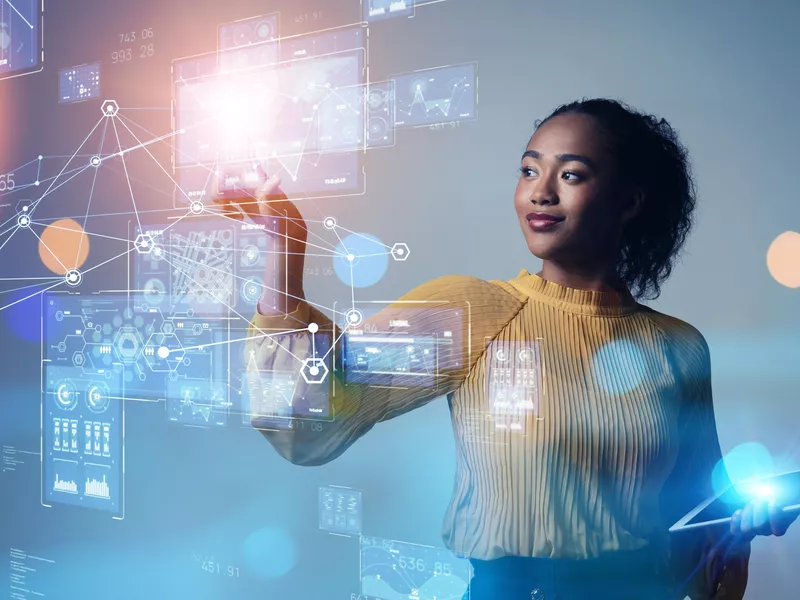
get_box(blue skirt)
[462,548,678,600]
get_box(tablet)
[670,469,800,533]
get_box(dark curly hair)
[534,97,697,301]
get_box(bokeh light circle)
[592,338,646,395]
[4,287,50,343]
[767,231,800,288]
[38,219,90,275]
[333,233,388,288]
[712,441,776,500]
[242,526,296,579]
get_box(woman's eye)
[518,166,535,178]
[519,166,581,181]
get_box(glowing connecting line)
[0,94,413,431]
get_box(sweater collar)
[510,269,640,317]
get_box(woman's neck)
[537,259,625,294]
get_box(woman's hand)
[730,499,798,542]
[700,501,796,598]
[211,172,308,314]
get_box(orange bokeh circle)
[38,219,90,275]
[766,231,800,289]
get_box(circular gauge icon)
[242,276,263,304]
[494,348,509,362]
[341,124,359,144]
[255,20,273,41]
[368,117,388,141]
[367,89,387,111]
[143,277,166,305]
[242,244,260,267]
[55,381,78,411]
[233,24,252,46]
[0,23,10,52]
[518,348,536,363]
[86,382,111,414]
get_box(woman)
[217,98,796,599]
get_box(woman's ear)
[621,187,643,223]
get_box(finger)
[753,499,770,534]
[257,178,290,214]
[231,177,283,221]
[770,505,797,537]
[740,503,754,537]
[769,505,787,536]
[212,178,282,220]
[731,509,743,536]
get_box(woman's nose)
[530,191,557,205]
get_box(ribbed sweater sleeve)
[646,310,750,599]
[245,275,526,466]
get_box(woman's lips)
[526,213,565,231]
[528,219,562,231]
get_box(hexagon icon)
[391,242,410,261]
[113,326,144,363]
[143,332,185,372]
[134,234,155,254]
[301,357,329,384]
[15,199,33,215]
[72,351,86,368]
[102,100,119,117]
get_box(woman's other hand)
[730,499,798,542]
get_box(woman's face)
[514,113,637,268]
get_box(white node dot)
[38,155,42,160]
[308,323,319,333]
[350,314,358,322]
[157,346,170,359]
[397,248,404,255]
[309,366,319,376]
[347,253,355,262]
[140,240,148,247]
[35,181,39,186]
[22,206,28,212]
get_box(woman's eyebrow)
[521,149,596,171]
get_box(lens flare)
[37,218,90,275]
[767,231,800,288]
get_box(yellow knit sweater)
[246,269,750,599]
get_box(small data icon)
[366,80,396,148]
[394,62,477,128]
[319,486,362,535]
[59,62,101,104]
[486,339,543,432]
[364,0,415,22]
[361,536,471,600]
[0,0,43,81]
